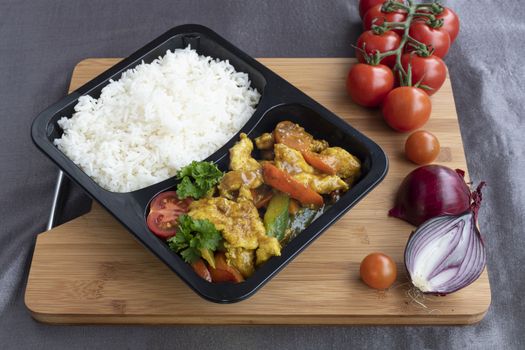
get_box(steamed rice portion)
[54,47,261,192]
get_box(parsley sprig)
[167,215,222,263]
[176,161,223,199]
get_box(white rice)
[54,47,260,192]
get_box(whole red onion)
[389,165,471,226]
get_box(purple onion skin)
[404,211,486,295]
[389,165,471,226]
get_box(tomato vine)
[359,0,447,88]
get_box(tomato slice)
[146,191,192,239]
[150,191,192,212]
[209,252,244,283]
[191,259,212,282]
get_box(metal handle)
[46,170,65,231]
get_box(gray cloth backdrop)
[1,0,523,349]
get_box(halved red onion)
[404,183,486,295]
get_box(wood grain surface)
[25,58,491,325]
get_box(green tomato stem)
[407,35,427,49]
[366,0,443,86]
[412,12,435,20]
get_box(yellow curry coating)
[320,147,361,179]
[188,197,262,250]
[256,235,281,266]
[229,133,261,172]
[219,133,263,198]
[274,143,314,175]
[188,194,281,276]
[274,143,349,194]
[183,123,361,280]
[254,132,274,150]
[310,139,329,153]
[293,172,349,194]
[225,247,255,278]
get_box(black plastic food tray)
[31,24,388,303]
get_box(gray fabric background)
[1,0,523,348]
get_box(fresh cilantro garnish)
[167,215,222,264]
[176,161,223,199]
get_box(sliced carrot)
[262,163,324,207]
[302,151,338,175]
[191,259,212,282]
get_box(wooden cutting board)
[25,58,491,325]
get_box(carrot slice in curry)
[302,151,338,175]
[262,163,324,207]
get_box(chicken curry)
[146,121,361,283]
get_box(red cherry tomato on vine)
[346,63,394,108]
[359,0,402,18]
[405,130,440,165]
[356,30,401,68]
[363,4,407,35]
[408,22,451,58]
[401,53,447,95]
[360,252,397,290]
[436,7,460,43]
[382,86,431,132]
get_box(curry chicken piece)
[188,195,281,277]
[274,143,314,175]
[293,172,349,194]
[218,169,262,199]
[254,132,274,150]
[256,236,281,266]
[273,121,329,153]
[320,147,361,179]
[229,133,260,172]
[274,143,349,194]
[219,133,263,198]
[257,122,329,153]
[188,197,262,250]
[310,139,329,153]
[225,247,255,278]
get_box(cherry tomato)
[382,87,431,132]
[363,4,407,35]
[401,53,447,95]
[191,259,212,282]
[346,63,394,108]
[405,130,440,165]
[356,30,401,68]
[409,22,451,58]
[437,7,460,43]
[209,252,244,283]
[359,0,402,18]
[360,252,397,290]
[146,191,192,239]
